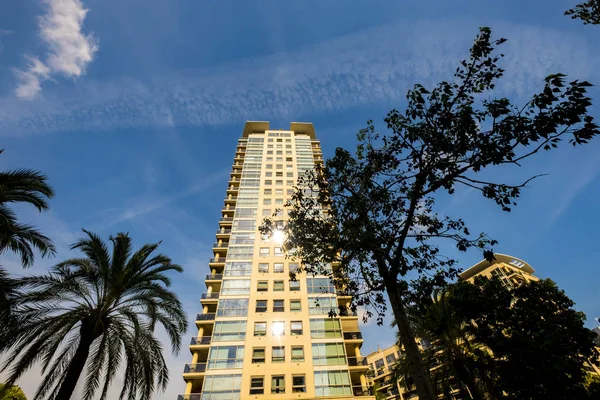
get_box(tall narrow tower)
[180,122,372,400]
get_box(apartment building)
[180,122,372,400]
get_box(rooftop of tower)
[242,121,316,139]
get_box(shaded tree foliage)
[261,26,599,400]
[0,384,27,400]
[1,231,187,400]
[566,0,600,25]
[452,277,599,400]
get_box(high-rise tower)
[180,122,372,400]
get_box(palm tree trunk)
[55,325,95,400]
[387,283,437,400]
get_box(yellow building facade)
[367,253,600,399]
[180,122,372,400]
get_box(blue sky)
[1,0,599,398]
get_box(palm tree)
[393,288,495,400]
[0,150,56,267]
[1,230,187,400]
[0,152,55,352]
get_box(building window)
[287,189,294,195]
[254,322,266,336]
[265,180,272,185]
[275,198,284,205]
[290,299,301,312]
[260,247,270,256]
[276,180,283,186]
[272,321,285,336]
[310,318,342,338]
[271,375,285,394]
[273,281,284,292]
[286,171,294,177]
[252,348,265,364]
[276,171,283,176]
[375,358,385,370]
[274,247,284,256]
[221,279,251,295]
[290,280,300,291]
[257,281,268,292]
[263,198,271,205]
[213,321,247,341]
[291,321,303,335]
[272,346,285,363]
[230,233,255,245]
[273,299,284,312]
[273,263,284,273]
[276,164,283,169]
[307,278,335,294]
[250,376,264,394]
[224,262,252,277]
[291,346,305,362]
[292,375,306,393]
[262,209,271,217]
[264,188,272,195]
[202,375,242,399]
[289,263,299,274]
[256,300,267,313]
[266,164,273,169]
[207,346,245,369]
[217,299,249,317]
[258,263,269,273]
[386,353,397,365]
[312,343,346,365]
[286,180,293,186]
[308,296,338,315]
[275,189,284,195]
[314,371,351,397]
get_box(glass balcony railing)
[209,257,226,263]
[176,395,201,400]
[347,356,368,366]
[219,217,233,222]
[216,229,232,235]
[183,363,206,373]
[201,293,219,300]
[205,274,223,281]
[212,242,229,248]
[343,331,363,340]
[190,336,211,346]
[195,313,216,321]
[352,386,376,397]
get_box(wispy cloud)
[1,19,598,134]
[96,169,228,230]
[14,0,98,99]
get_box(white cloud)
[15,0,98,99]
[1,18,597,134]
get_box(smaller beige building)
[366,253,600,400]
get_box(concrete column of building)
[202,306,208,314]
[191,351,199,364]
[185,381,193,395]
[206,285,213,295]
[198,327,204,338]
[354,345,361,358]
[360,373,367,391]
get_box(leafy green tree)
[261,26,599,400]
[566,1,600,25]
[451,277,598,400]
[0,384,27,400]
[1,231,187,400]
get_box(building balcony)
[177,395,201,400]
[208,257,226,266]
[218,217,233,225]
[343,331,363,341]
[190,336,211,348]
[352,386,376,398]
[212,242,228,251]
[225,186,238,195]
[339,307,358,317]
[200,293,219,304]
[205,274,223,282]
[347,357,369,368]
[182,363,206,379]
[336,290,352,299]
[195,313,216,326]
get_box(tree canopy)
[451,277,599,400]
[261,26,599,400]
[0,384,27,400]
[566,1,600,25]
